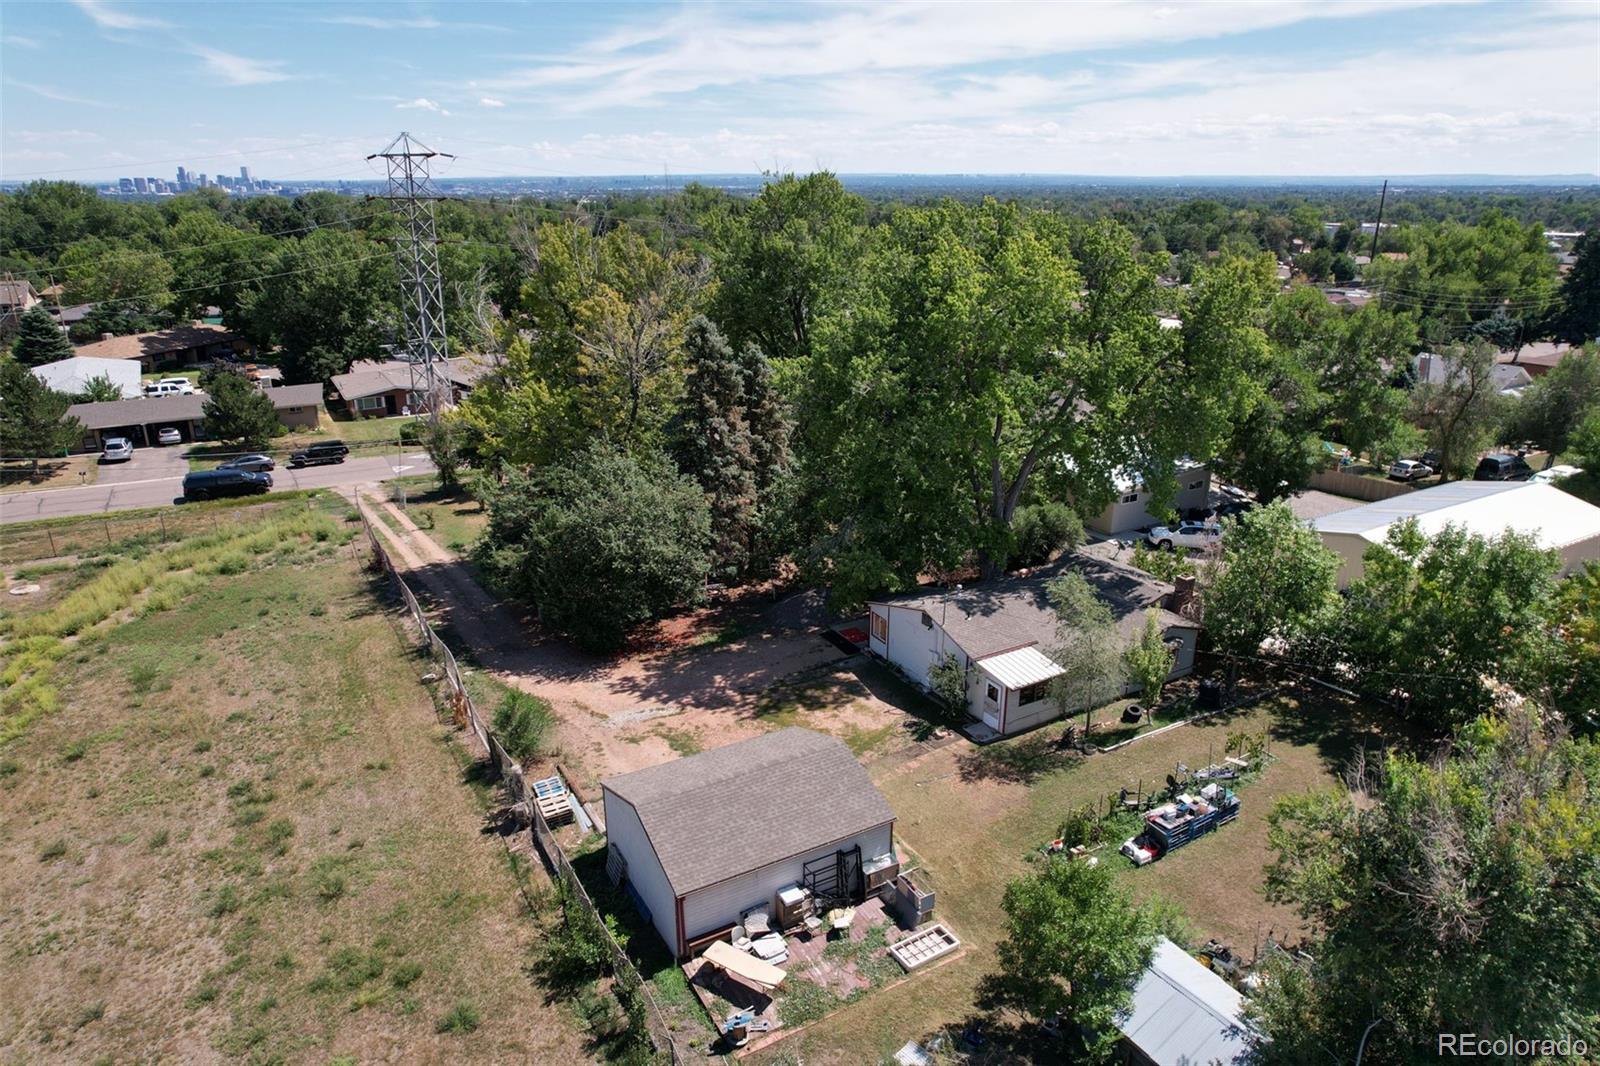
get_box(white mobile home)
[603,729,897,959]
[867,554,1198,738]
[1311,480,1600,588]
[1089,462,1212,535]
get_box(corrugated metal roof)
[1117,938,1253,1066]
[979,646,1064,689]
[32,357,142,399]
[1310,481,1600,551]
[602,728,895,898]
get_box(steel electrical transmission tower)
[368,132,454,421]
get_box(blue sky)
[3,0,1597,181]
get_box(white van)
[144,380,194,398]
[157,377,196,393]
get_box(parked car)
[1387,458,1433,481]
[287,440,349,469]
[220,454,276,473]
[1531,464,1584,484]
[157,377,197,394]
[1473,453,1533,482]
[181,468,271,501]
[156,427,183,446]
[1145,522,1223,551]
[100,437,133,463]
[144,381,193,398]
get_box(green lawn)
[754,691,1393,1064]
[385,476,488,555]
[187,414,422,470]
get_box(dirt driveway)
[357,494,934,789]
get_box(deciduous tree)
[201,370,278,448]
[1408,340,1507,479]
[1047,571,1127,735]
[1203,501,1339,669]
[1125,610,1176,706]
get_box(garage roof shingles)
[602,728,895,898]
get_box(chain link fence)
[357,502,687,1064]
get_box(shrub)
[1011,502,1084,568]
[492,690,553,762]
[391,961,423,989]
[39,839,67,861]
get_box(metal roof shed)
[1117,937,1254,1066]
[1311,481,1600,587]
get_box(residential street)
[0,453,435,523]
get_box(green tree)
[706,172,865,367]
[10,304,74,367]
[1203,502,1340,671]
[927,653,968,719]
[1010,501,1085,567]
[675,316,757,580]
[807,205,1270,604]
[0,357,83,462]
[1408,340,1507,479]
[491,690,553,761]
[1334,519,1560,729]
[57,235,174,310]
[1501,345,1600,460]
[1125,610,1176,706]
[1046,571,1127,735]
[75,374,124,403]
[1254,706,1600,1062]
[200,370,278,448]
[419,418,464,492]
[1544,232,1600,345]
[1551,562,1600,730]
[163,211,273,320]
[474,445,711,652]
[984,858,1158,1061]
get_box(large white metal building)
[30,356,142,399]
[1310,480,1600,587]
[602,729,897,959]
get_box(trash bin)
[1198,679,1222,710]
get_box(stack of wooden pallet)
[532,775,574,826]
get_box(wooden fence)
[357,503,686,1064]
[1308,468,1415,502]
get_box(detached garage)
[1311,480,1600,587]
[602,728,897,960]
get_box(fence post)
[159,513,168,542]
[47,529,56,556]
[103,518,112,545]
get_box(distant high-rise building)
[177,165,188,186]
[133,177,148,193]
[239,166,251,183]
[198,173,208,187]
[119,177,134,193]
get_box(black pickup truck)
[286,440,349,469]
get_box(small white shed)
[602,728,896,959]
[1115,937,1255,1065]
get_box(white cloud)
[320,15,442,30]
[70,0,168,31]
[4,79,116,108]
[479,97,506,108]
[397,97,451,115]
[4,34,44,49]
[190,46,295,86]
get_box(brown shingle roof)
[72,324,240,360]
[870,553,1192,661]
[331,355,494,399]
[264,383,323,409]
[602,728,895,897]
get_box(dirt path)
[357,493,851,787]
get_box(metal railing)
[356,502,685,1064]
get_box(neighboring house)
[48,303,94,332]
[603,728,897,960]
[1414,351,1533,396]
[30,356,142,399]
[867,554,1198,738]
[1311,480,1600,587]
[1114,937,1254,1066]
[0,279,41,325]
[329,355,490,417]
[1500,341,1579,378]
[1322,287,1373,308]
[1088,461,1211,535]
[65,384,326,450]
[71,323,248,372]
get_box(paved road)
[0,453,436,524]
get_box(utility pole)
[368,132,454,423]
[1368,179,1388,264]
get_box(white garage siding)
[602,789,680,956]
[880,603,943,687]
[679,822,894,952]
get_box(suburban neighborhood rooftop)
[1310,480,1600,551]
[601,728,895,897]
[70,323,241,361]
[1117,937,1253,1066]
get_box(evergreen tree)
[676,316,757,580]
[0,357,83,463]
[10,304,74,367]
[1545,232,1600,345]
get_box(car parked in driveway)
[181,468,271,501]
[1474,453,1533,481]
[287,440,349,468]
[100,437,133,463]
[1388,458,1433,481]
[219,454,275,473]
[1531,464,1583,484]
[156,427,183,446]
[1145,522,1223,551]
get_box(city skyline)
[1,1,1598,182]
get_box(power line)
[74,248,394,310]
[1,208,395,265]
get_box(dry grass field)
[0,507,592,1064]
